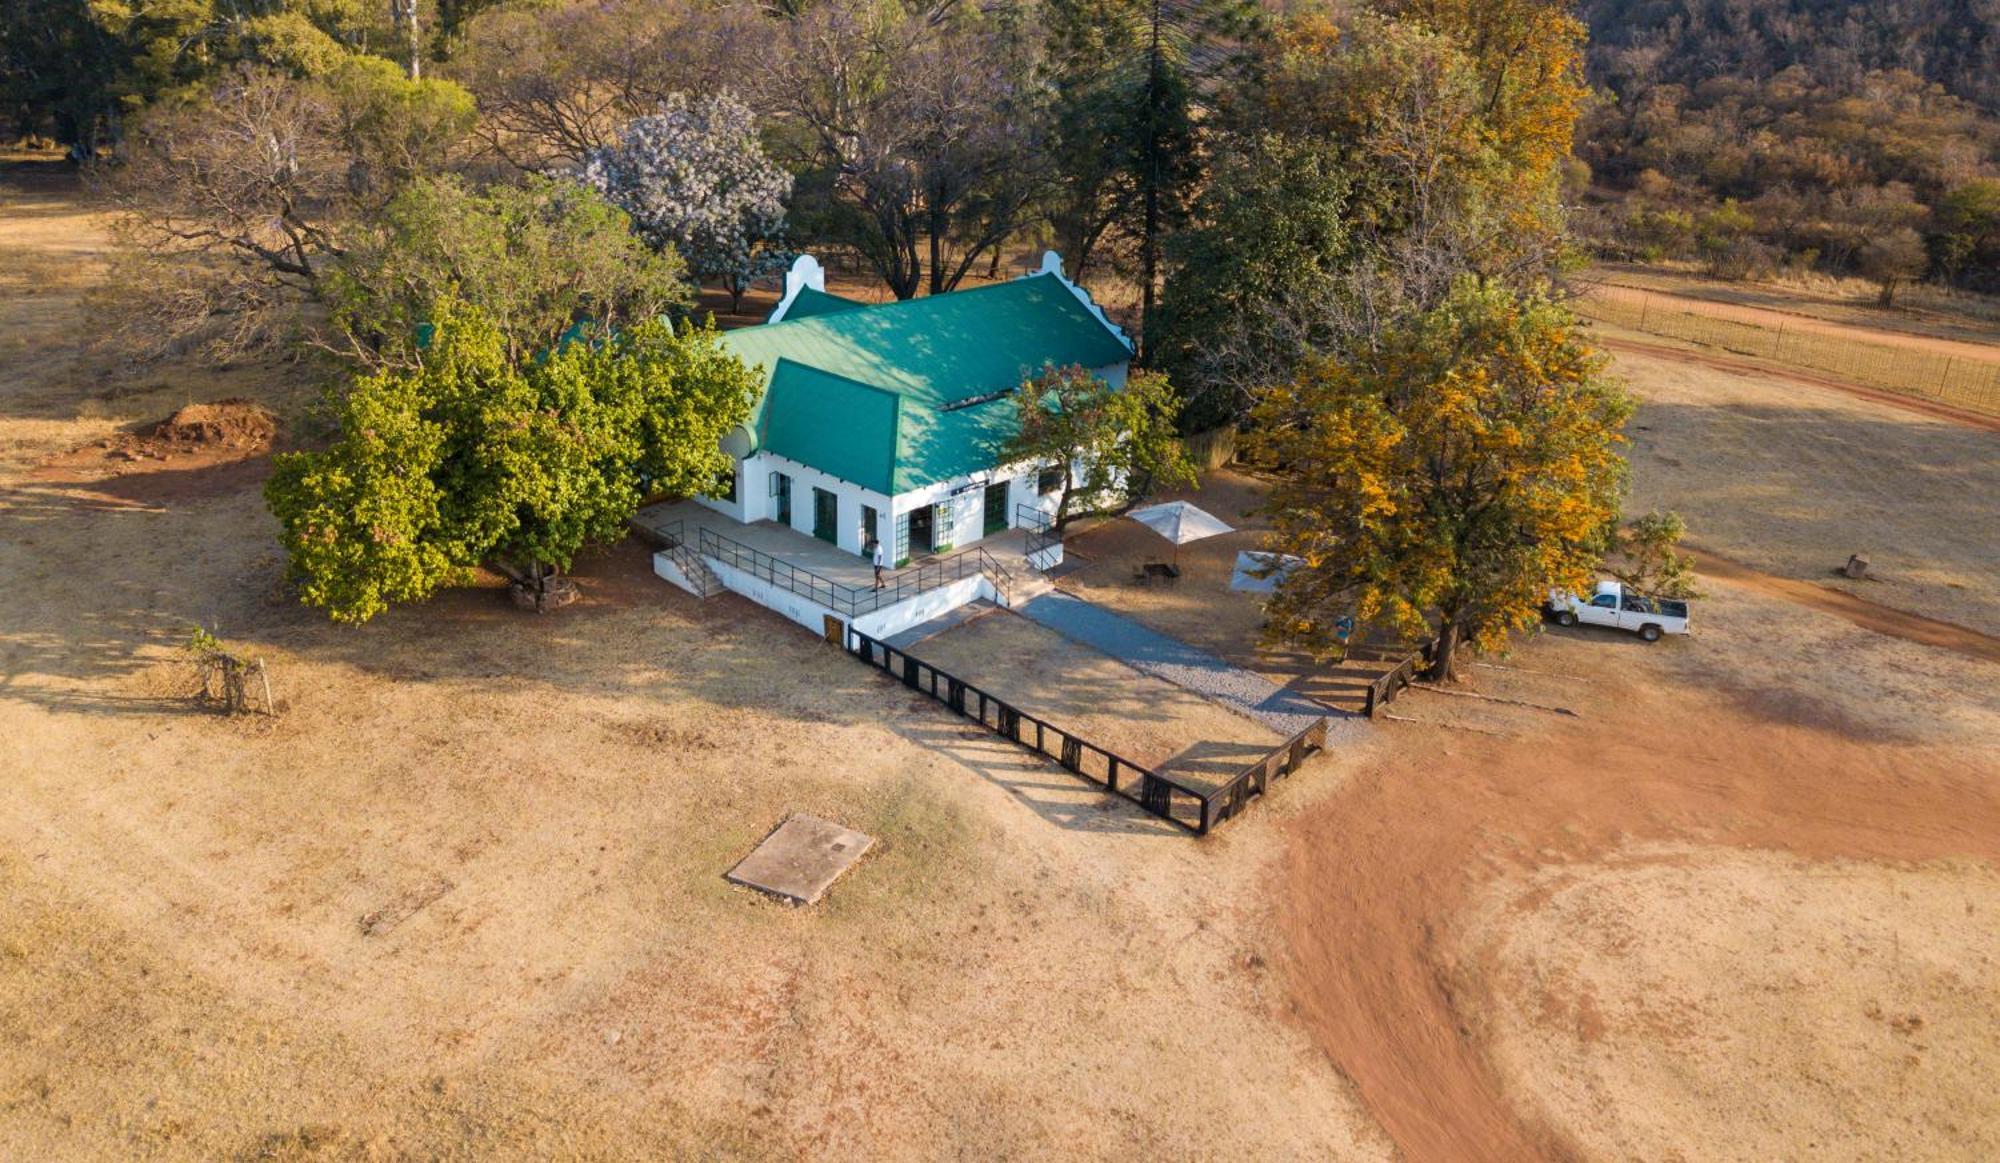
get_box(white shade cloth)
[1126,501,1233,546]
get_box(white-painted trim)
[766,254,827,323]
[1031,251,1134,354]
[704,553,1000,642]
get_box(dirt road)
[1281,590,2000,1161]
[1685,546,2000,664]
[1597,334,2000,432]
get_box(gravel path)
[1017,592,1334,737]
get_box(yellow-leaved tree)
[1251,278,1630,680]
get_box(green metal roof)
[758,360,900,494]
[719,273,1132,495]
[771,286,868,322]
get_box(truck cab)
[1548,580,1691,642]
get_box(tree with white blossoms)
[581,90,793,314]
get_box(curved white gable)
[1031,251,1134,354]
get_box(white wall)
[704,553,1001,645]
[851,574,998,642]
[705,556,844,636]
[652,550,703,596]
[698,450,893,557]
[702,356,1125,558]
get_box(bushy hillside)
[1574,0,2000,291]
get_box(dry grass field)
[1587,261,2000,343]
[1576,268,2000,416]
[893,607,1280,793]
[4,158,1999,1161]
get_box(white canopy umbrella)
[1126,500,1233,572]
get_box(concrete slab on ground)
[1017,591,1336,737]
[883,598,1000,649]
[725,815,874,906]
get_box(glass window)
[1037,465,1062,495]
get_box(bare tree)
[92,62,475,360]
[450,0,775,171]
[764,0,1050,298]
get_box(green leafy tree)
[267,301,756,623]
[1250,280,1631,680]
[1934,180,2000,289]
[1042,0,1261,346]
[1694,199,1761,279]
[998,363,1195,531]
[326,174,690,366]
[1608,510,1700,600]
[1,0,411,153]
[1152,131,1351,431]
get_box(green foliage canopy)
[327,174,691,366]
[1251,279,1632,679]
[998,364,1195,531]
[267,301,757,624]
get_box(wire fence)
[1577,291,2000,417]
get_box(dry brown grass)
[1616,345,2000,638]
[1461,843,2000,1161]
[1577,269,2000,415]
[1588,261,2000,343]
[0,165,1391,1160]
[899,607,1281,792]
[5,161,1999,1163]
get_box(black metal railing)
[849,630,1332,834]
[1016,503,1058,565]
[698,526,1012,618]
[646,519,721,598]
[850,630,1215,831]
[1364,639,1438,717]
[1202,717,1329,831]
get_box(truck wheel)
[1639,624,1662,642]
[1556,610,1577,627]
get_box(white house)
[698,252,1133,565]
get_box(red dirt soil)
[1587,282,2000,365]
[27,398,279,503]
[1279,675,2000,1161]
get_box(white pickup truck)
[1547,580,1691,642]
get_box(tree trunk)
[1428,617,1462,683]
[1054,461,1078,532]
[391,0,422,79]
[1139,3,1163,364]
[504,560,579,613]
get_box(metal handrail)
[1015,503,1057,554]
[652,519,720,598]
[696,525,1014,617]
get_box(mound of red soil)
[28,399,281,501]
[108,398,278,461]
